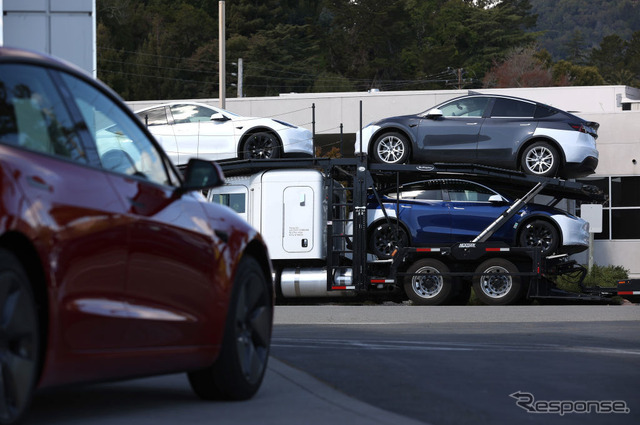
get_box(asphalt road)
[272,305,640,425]
[26,305,639,425]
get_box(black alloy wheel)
[0,249,40,425]
[518,219,559,257]
[242,132,281,159]
[188,255,273,401]
[370,222,409,259]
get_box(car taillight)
[570,123,586,132]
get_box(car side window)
[447,181,496,202]
[59,73,178,187]
[0,64,88,163]
[399,188,443,201]
[137,107,169,126]
[170,104,216,123]
[534,105,557,119]
[439,97,490,117]
[490,98,536,118]
[392,182,443,201]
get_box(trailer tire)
[404,259,453,305]
[472,258,525,305]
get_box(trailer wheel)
[472,258,525,305]
[404,259,453,305]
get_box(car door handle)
[453,207,465,210]
[520,123,531,126]
[466,122,478,125]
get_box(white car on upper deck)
[135,102,313,165]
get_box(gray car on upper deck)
[355,94,599,178]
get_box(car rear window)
[490,98,536,118]
[534,105,558,119]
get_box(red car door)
[59,71,226,353]
[108,174,225,349]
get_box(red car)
[0,47,273,424]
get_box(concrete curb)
[267,357,429,425]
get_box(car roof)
[0,46,89,79]
[134,101,221,114]
[428,93,562,113]
[445,93,538,104]
[0,46,129,107]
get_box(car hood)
[369,114,421,128]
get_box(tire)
[188,255,273,401]
[472,258,525,305]
[242,132,281,159]
[521,141,560,177]
[403,259,454,306]
[372,132,410,164]
[0,249,40,425]
[518,219,559,257]
[369,222,409,259]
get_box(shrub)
[556,264,629,293]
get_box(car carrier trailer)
[210,156,619,305]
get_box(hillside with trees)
[96,0,640,101]
[530,0,640,60]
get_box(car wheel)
[521,141,560,177]
[0,249,40,425]
[242,132,281,159]
[369,222,409,259]
[372,132,410,164]
[472,258,525,305]
[188,255,273,401]
[403,259,454,305]
[518,219,559,257]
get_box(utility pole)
[237,58,243,98]
[218,1,226,109]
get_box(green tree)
[227,0,284,37]
[590,34,626,82]
[563,30,588,64]
[589,31,640,87]
[321,0,413,90]
[553,60,605,86]
[237,24,322,96]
